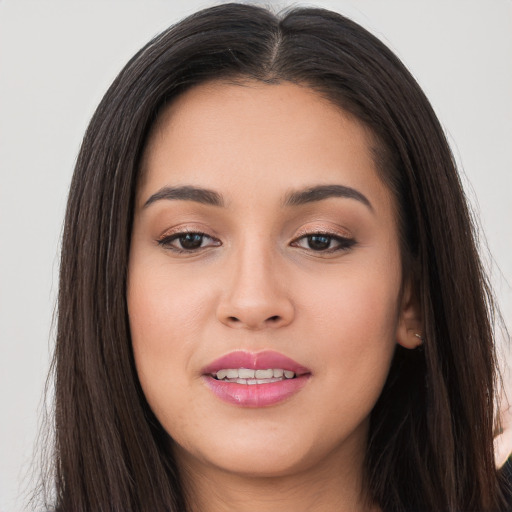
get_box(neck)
[176,442,379,512]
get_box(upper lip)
[202,350,311,376]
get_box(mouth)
[202,350,311,407]
[211,367,298,384]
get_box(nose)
[216,243,295,330]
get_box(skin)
[127,81,421,512]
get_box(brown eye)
[157,232,221,253]
[307,235,331,251]
[292,232,356,253]
[179,233,205,250]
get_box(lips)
[202,350,311,407]
[202,350,311,375]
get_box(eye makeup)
[290,231,357,253]
[156,226,221,254]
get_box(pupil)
[308,235,330,250]
[180,233,203,249]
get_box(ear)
[396,278,423,349]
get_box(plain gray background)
[1,1,511,510]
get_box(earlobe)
[396,279,423,350]
[397,329,424,350]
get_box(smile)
[202,351,311,407]
[213,368,296,384]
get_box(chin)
[205,450,313,479]
[172,422,342,480]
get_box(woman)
[43,3,510,511]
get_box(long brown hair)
[42,3,508,510]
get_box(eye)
[291,233,356,253]
[157,231,221,253]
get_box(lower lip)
[203,375,310,407]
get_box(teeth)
[216,369,228,380]
[238,368,255,379]
[255,369,273,379]
[230,377,290,385]
[214,368,296,381]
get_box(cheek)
[298,259,401,400]
[302,259,401,342]
[128,263,211,352]
[126,261,213,418]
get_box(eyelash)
[157,230,356,254]
[157,231,221,253]
[290,232,356,254]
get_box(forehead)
[145,79,375,156]
[138,80,392,214]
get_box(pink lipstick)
[202,350,311,407]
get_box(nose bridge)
[217,233,294,330]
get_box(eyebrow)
[143,185,224,208]
[283,184,373,211]
[143,183,372,211]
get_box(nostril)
[268,315,281,323]
[228,316,239,323]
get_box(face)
[128,81,418,480]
